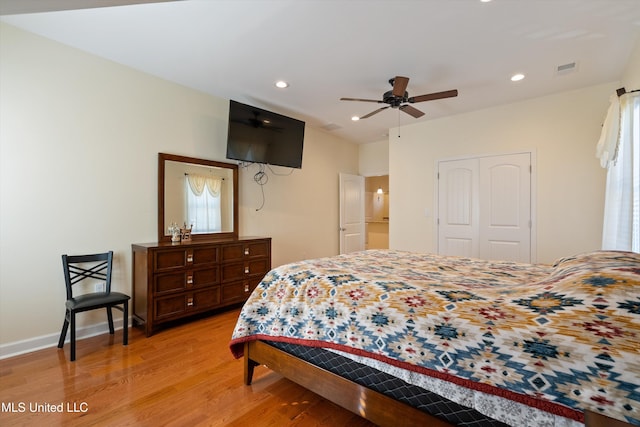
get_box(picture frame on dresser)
[131,154,271,336]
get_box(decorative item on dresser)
[132,237,271,337]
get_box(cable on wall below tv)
[240,161,296,211]
[253,165,268,211]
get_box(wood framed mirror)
[158,153,238,242]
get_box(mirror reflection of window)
[185,174,222,233]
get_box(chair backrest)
[62,251,113,300]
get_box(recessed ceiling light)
[351,116,360,121]
[511,73,525,82]
[480,0,492,2]
[275,80,289,88]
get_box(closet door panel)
[438,153,531,263]
[437,159,479,258]
[479,153,531,262]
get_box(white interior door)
[339,173,365,254]
[479,153,531,262]
[438,153,532,262]
[437,159,479,257]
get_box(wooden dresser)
[132,237,271,337]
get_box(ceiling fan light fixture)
[511,73,525,82]
[351,116,360,121]
[275,80,289,88]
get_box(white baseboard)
[0,318,128,360]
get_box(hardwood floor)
[0,308,376,426]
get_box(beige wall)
[389,82,618,264]
[0,23,358,354]
[622,37,640,90]
[239,126,358,266]
[359,139,389,176]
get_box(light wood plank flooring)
[0,308,375,426]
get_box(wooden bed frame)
[243,340,633,427]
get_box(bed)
[229,249,640,426]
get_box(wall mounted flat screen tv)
[226,100,305,169]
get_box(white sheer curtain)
[186,174,223,233]
[598,91,640,252]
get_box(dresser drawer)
[154,287,221,320]
[246,258,270,277]
[221,276,262,304]
[190,267,219,287]
[221,258,270,282]
[154,267,219,294]
[154,293,186,320]
[154,272,186,294]
[154,247,218,272]
[221,240,270,262]
[191,287,220,310]
[154,249,187,271]
[190,247,219,266]
[243,240,270,258]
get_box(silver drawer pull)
[187,297,194,307]
[186,275,193,285]
[244,266,250,274]
[186,254,193,263]
[244,284,250,293]
[244,248,250,255]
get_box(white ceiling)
[2,0,640,143]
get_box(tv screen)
[226,100,305,169]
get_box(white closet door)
[437,159,479,258]
[479,153,531,262]
[438,153,531,263]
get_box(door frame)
[435,150,537,263]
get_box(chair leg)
[106,307,115,334]
[70,311,76,362]
[58,313,69,349]
[123,302,129,346]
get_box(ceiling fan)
[340,76,458,119]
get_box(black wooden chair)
[57,251,130,361]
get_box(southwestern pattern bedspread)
[230,250,640,425]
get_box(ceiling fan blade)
[360,106,390,119]
[340,97,384,103]
[409,89,458,103]
[392,76,410,97]
[399,104,425,118]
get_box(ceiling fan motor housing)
[383,90,408,107]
